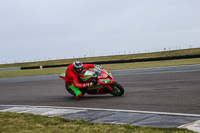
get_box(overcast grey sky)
[0,0,200,64]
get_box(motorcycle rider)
[65,61,101,99]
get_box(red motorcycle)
[59,67,124,97]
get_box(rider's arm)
[69,71,91,88]
[71,77,88,88]
[83,64,95,69]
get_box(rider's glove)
[95,64,102,69]
[86,82,93,88]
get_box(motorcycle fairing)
[79,69,93,82]
[99,79,114,84]
[59,73,65,80]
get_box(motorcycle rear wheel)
[109,82,124,96]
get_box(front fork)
[98,78,115,91]
[106,85,113,91]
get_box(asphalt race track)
[0,64,200,115]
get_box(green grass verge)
[0,58,200,78]
[1,48,200,68]
[0,112,194,133]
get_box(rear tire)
[109,82,124,96]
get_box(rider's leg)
[68,84,82,99]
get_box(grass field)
[0,57,200,78]
[0,48,200,68]
[0,48,200,78]
[0,112,194,133]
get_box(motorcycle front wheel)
[109,82,124,96]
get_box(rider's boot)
[76,93,83,100]
[69,85,83,100]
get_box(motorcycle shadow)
[66,95,117,101]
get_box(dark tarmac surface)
[0,64,200,115]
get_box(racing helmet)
[73,61,83,74]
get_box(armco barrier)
[18,54,200,70]
[0,67,21,71]
[21,66,40,70]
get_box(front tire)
[109,82,124,96]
